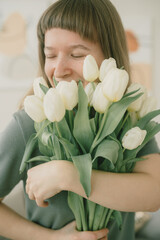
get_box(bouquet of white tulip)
[20,55,160,231]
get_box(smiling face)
[44,28,105,87]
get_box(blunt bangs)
[38,0,99,44]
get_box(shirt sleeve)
[0,110,34,198]
[138,137,160,157]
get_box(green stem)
[105,209,114,227]
[98,113,103,127]
[91,82,96,91]
[87,200,97,230]
[68,110,73,131]
[121,111,129,130]
[53,76,58,87]
[55,122,62,138]
[79,196,88,231]
[55,122,70,159]
[92,205,105,231]
[99,208,109,229]
[90,109,108,153]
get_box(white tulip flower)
[84,82,97,106]
[122,126,147,150]
[83,55,99,82]
[138,95,157,118]
[43,88,65,122]
[99,58,117,82]
[33,77,48,99]
[126,83,147,112]
[92,83,111,113]
[24,95,46,123]
[56,80,78,110]
[102,68,129,102]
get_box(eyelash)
[46,55,56,59]
[45,54,85,59]
[71,54,85,59]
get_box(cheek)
[75,61,84,79]
[44,61,54,80]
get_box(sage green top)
[0,110,159,240]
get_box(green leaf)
[59,137,79,157]
[93,139,119,170]
[71,154,92,197]
[123,88,140,98]
[39,83,49,94]
[73,81,94,153]
[136,109,160,129]
[52,134,62,160]
[38,139,53,157]
[90,118,96,135]
[96,93,143,147]
[41,131,52,146]
[19,133,38,174]
[26,155,51,163]
[56,117,72,141]
[119,114,132,141]
[34,119,51,138]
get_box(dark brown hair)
[19,0,130,108]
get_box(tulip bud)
[126,83,147,112]
[122,126,147,150]
[84,82,97,106]
[138,95,157,118]
[92,83,111,113]
[102,68,129,102]
[83,55,99,82]
[99,58,117,82]
[43,88,65,122]
[33,77,49,99]
[56,80,78,110]
[24,95,46,122]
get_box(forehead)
[44,28,97,48]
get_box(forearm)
[0,202,53,240]
[90,170,160,212]
[66,154,160,212]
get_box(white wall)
[111,0,160,105]
[0,0,160,131]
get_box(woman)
[0,0,160,239]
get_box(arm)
[0,198,54,240]
[0,198,108,240]
[26,153,160,212]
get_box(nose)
[54,55,72,80]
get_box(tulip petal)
[83,55,99,82]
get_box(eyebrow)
[44,44,91,51]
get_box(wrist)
[62,161,85,197]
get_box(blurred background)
[0,0,160,239]
[0,0,160,132]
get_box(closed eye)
[71,54,85,58]
[45,55,56,59]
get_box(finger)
[100,237,108,240]
[27,190,36,200]
[94,228,109,239]
[36,198,49,208]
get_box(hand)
[26,160,76,207]
[53,221,109,240]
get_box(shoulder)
[13,109,35,144]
